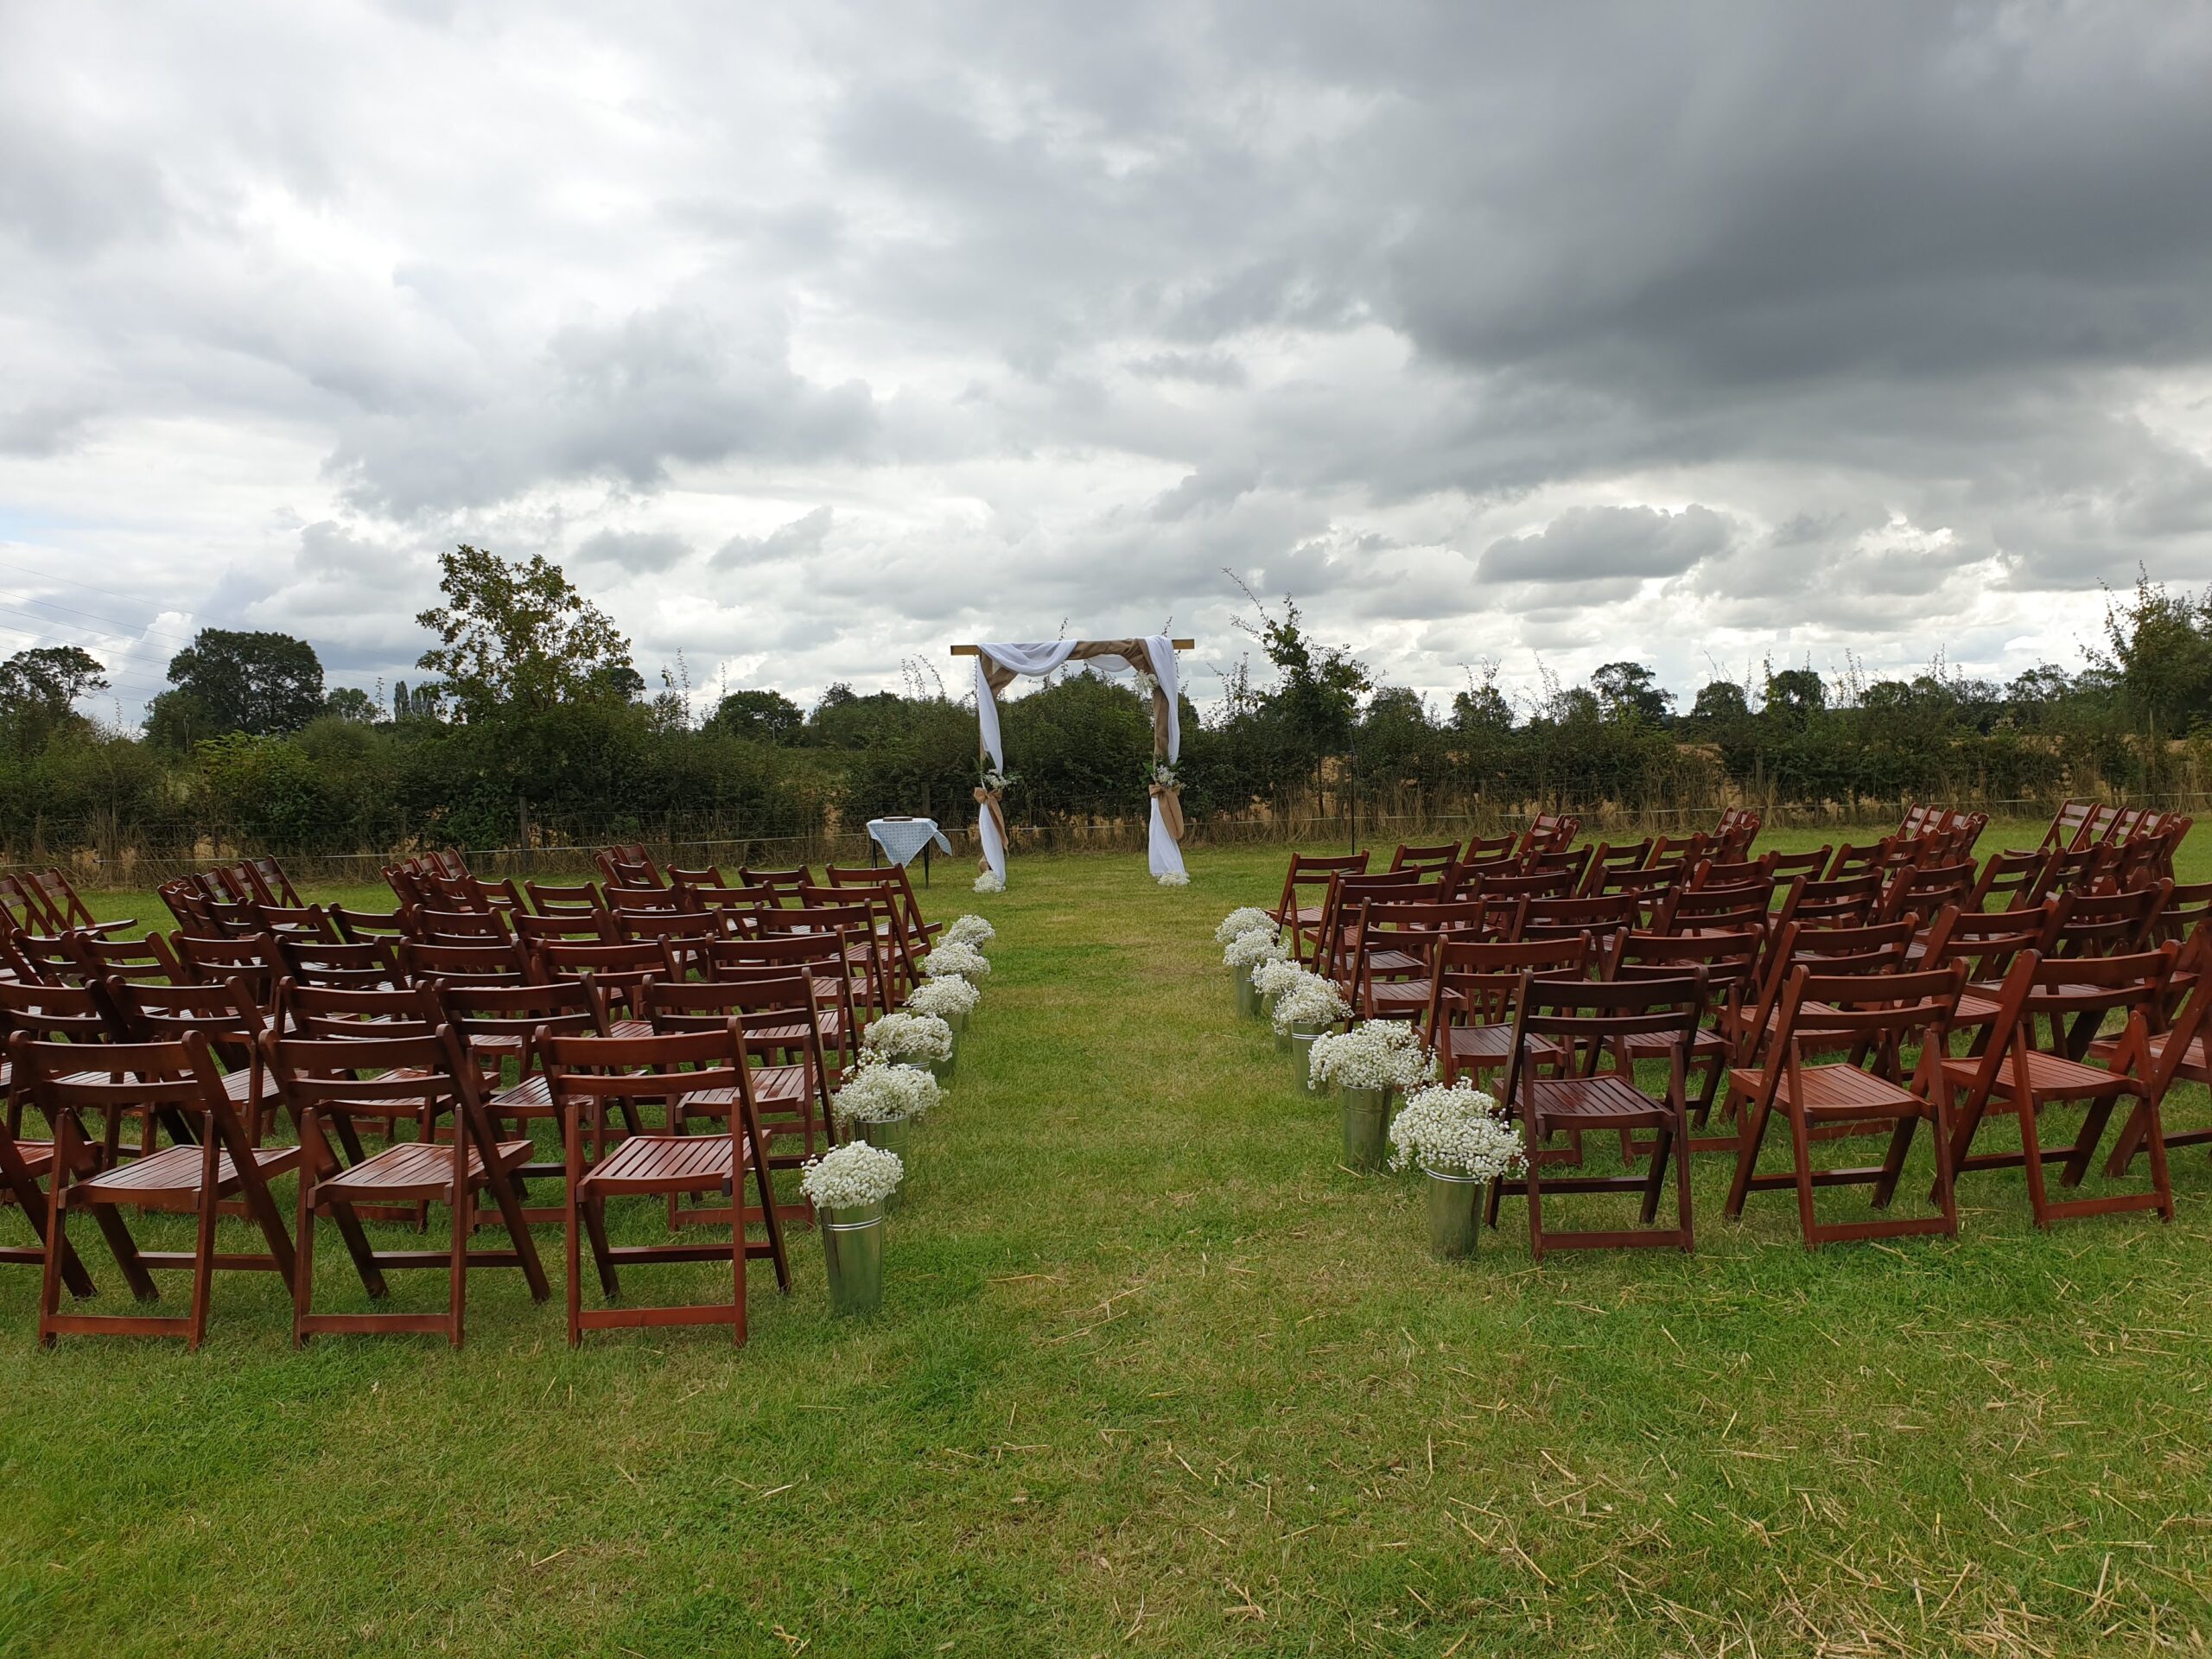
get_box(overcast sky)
[5,1,2212,725]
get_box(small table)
[866,817,952,885]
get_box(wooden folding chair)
[435,978,613,1217]
[1942,947,2192,1226]
[1421,934,1590,1095]
[22,1030,297,1349]
[269,1026,549,1347]
[531,939,676,1038]
[545,1025,790,1345]
[67,931,184,986]
[1722,963,1967,1246]
[1491,972,1705,1258]
[695,934,862,1069]
[824,863,942,950]
[524,880,606,921]
[1343,897,1500,1020]
[1271,853,1369,966]
[397,936,536,988]
[1574,840,1656,896]
[102,976,281,1144]
[0,1107,105,1301]
[1608,928,1763,1153]
[1389,841,1461,874]
[1759,846,1832,883]
[7,868,132,938]
[274,932,402,992]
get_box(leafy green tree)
[709,689,804,744]
[2094,572,2212,736]
[323,686,376,722]
[1590,660,1675,724]
[0,645,107,752]
[162,628,325,736]
[414,544,636,721]
[1236,592,1371,768]
[1687,680,1751,725]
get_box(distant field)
[1,825,2206,1656]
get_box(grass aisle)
[1,830,2209,1654]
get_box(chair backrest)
[273,932,400,991]
[640,975,832,1090]
[1772,870,1885,933]
[11,868,96,932]
[67,930,184,985]
[1389,841,1461,874]
[1504,972,1706,1098]
[2158,879,2212,950]
[1273,853,1369,924]
[1575,840,1656,896]
[1344,897,1504,1001]
[397,936,537,987]
[1517,893,1638,948]
[274,976,442,1040]
[245,855,305,909]
[737,867,815,901]
[1880,860,1975,924]
[1516,812,1580,856]
[408,906,513,943]
[1608,927,1761,1006]
[1522,843,1594,884]
[2043,798,2097,852]
[264,1026,487,1148]
[2050,880,2169,959]
[16,1029,243,1153]
[542,1023,758,1140]
[1317,871,1437,976]
[1762,963,1966,1058]
[1423,932,1592,1079]
[1656,879,1774,936]
[1689,857,1770,889]
[327,905,407,946]
[158,878,219,935]
[0,977,120,1048]
[1466,868,1578,902]
[613,909,728,948]
[524,880,606,920]
[512,910,616,948]
[603,884,689,916]
[594,846,664,888]
[1758,847,1832,883]
[532,938,673,992]
[1916,899,2057,982]
[1714,806,1762,858]
[667,863,728,891]
[104,975,264,1056]
[432,979,605,1068]
[172,932,277,1007]
[823,863,933,944]
[1966,848,2047,912]
[1898,802,1941,840]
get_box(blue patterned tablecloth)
[866,817,953,867]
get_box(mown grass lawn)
[3,822,2209,1656]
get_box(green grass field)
[3,822,2209,1656]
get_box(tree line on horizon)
[2,547,2209,858]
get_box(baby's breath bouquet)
[1215,906,1276,945]
[943,914,995,950]
[1251,955,1305,998]
[973,870,1005,893]
[1224,930,1288,971]
[832,1058,940,1133]
[862,1010,954,1066]
[1389,1082,1527,1179]
[1309,1020,1437,1092]
[906,974,979,1022]
[921,940,991,980]
[801,1141,906,1210]
[1271,970,1350,1036]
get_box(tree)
[2094,572,2212,736]
[1763,665,1827,728]
[1590,660,1675,724]
[413,544,637,722]
[1688,680,1751,725]
[323,686,377,722]
[1231,587,1371,766]
[164,628,326,737]
[0,645,106,750]
[710,689,804,745]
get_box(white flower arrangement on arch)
[1270,970,1351,1035]
[973,871,1005,893]
[1309,1020,1438,1091]
[1251,955,1306,997]
[921,940,992,980]
[906,975,979,1020]
[1224,930,1288,972]
[861,1010,954,1065]
[943,914,995,950]
[1387,1081,1529,1180]
[800,1140,906,1210]
[1215,906,1276,945]
[831,1058,941,1133]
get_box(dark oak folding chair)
[1314,870,1437,982]
[397,936,537,988]
[1389,841,1461,874]
[103,976,280,1144]
[1421,934,1589,1097]
[545,1025,790,1345]
[1343,896,1500,1020]
[824,863,943,950]
[1714,806,1763,858]
[1518,893,1638,956]
[755,905,892,1018]
[67,931,184,987]
[1574,840,1655,896]
[695,934,861,1069]
[1270,853,1368,966]
[1607,928,1763,1153]
[22,1030,297,1349]
[408,906,513,944]
[269,1026,549,1347]
[1515,812,1581,858]
[512,910,615,950]
[524,880,606,921]
[1758,846,1832,883]
[1722,963,1967,1246]
[1490,972,1705,1258]
[7,868,132,938]
[274,932,402,992]
[0,978,155,1163]
[1939,947,2191,1227]
[531,939,675,1039]
[435,978,613,1215]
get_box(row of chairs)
[1,849,927,1350]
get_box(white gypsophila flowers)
[1271,970,1351,1034]
[1215,906,1275,945]
[1224,930,1288,970]
[906,975,980,1020]
[944,914,995,949]
[1308,1020,1439,1091]
[1157,871,1190,887]
[800,1141,906,1210]
[973,871,1005,893]
[831,1058,941,1131]
[1388,1081,1529,1180]
[922,940,992,979]
[862,1011,954,1065]
[1251,955,1306,997]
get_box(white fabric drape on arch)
[971,634,1184,887]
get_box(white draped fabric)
[971,633,1185,887]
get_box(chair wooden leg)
[1724,1096,1771,1219]
[1787,1103,1818,1249]
[189,1185,219,1354]
[448,1174,470,1351]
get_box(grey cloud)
[1126,351,1248,387]
[576,529,691,575]
[713,505,835,570]
[1481,505,1734,586]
